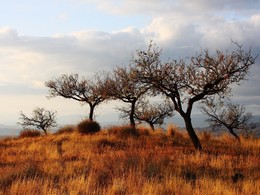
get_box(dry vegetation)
[0,124,259,195]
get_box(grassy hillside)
[0,125,259,195]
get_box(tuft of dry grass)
[19,129,41,138]
[166,123,179,136]
[55,125,76,135]
[106,125,139,138]
[199,130,212,142]
[0,125,259,194]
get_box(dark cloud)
[82,0,260,16]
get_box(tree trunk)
[149,122,155,131]
[228,127,241,141]
[89,105,94,121]
[42,128,48,135]
[183,116,202,150]
[130,102,136,128]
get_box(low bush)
[19,129,41,138]
[77,119,101,134]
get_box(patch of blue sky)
[212,11,249,22]
[0,0,150,36]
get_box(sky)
[0,0,260,132]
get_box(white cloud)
[250,14,260,25]
[0,26,18,37]
[0,26,148,96]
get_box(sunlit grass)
[0,125,259,194]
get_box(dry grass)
[55,125,77,135]
[19,129,41,138]
[0,125,259,195]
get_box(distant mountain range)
[1,115,259,138]
[0,124,20,137]
[195,122,260,138]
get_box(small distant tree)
[108,66,148,128]
[134,99,174,130]
[18,107,57,134]
[45,73,110,121]
[201,98,252,140]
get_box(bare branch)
[134,99,174,130]
[201,98,252,140]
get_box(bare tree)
[108,66,148,127]
[45,73,110,121]
[133,42,256,150]
[134,99,174,130]
[18,107,57,134]
[201,98,252,140]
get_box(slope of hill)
[0,126,259,194]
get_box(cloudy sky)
[0,0,260,131]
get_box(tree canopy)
[45,73,111,120]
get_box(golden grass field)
[0,124,259,195]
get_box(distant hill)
[247,122,260,137]
[196,122,260,138]
[1,114,259,138]
[0,124,19,136]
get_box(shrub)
[77,119,101,134]
[55,125,76,135]
[19,129,41,138]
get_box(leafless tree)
[133,42,256,150]
[133,99,174,130]
[108,66,148,127]
[18,107,57,134]
[201,98,252,140]
[45,73,111,121]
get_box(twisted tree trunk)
[183,115,202,150]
